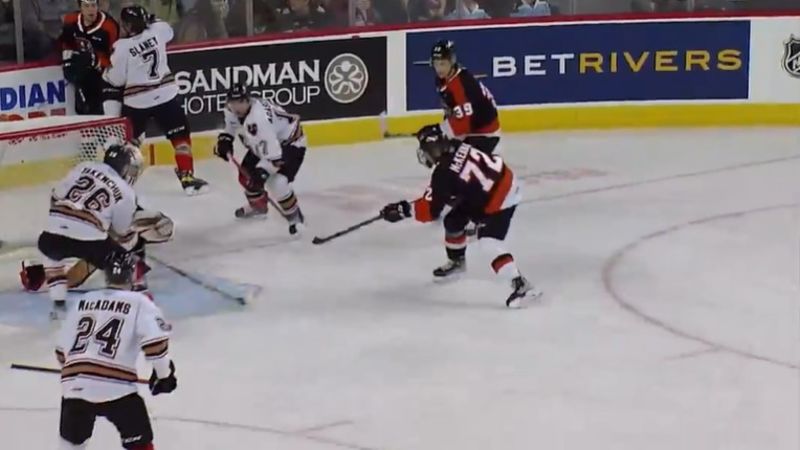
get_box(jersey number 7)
[459,147,503,192]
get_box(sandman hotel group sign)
[170,37,387,133]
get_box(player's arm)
[213,108,239,161]
[102,42,127,116]
[102,41,128,88]
[152,20,175,44]
[109,190,137,239]
[381,166,454,223]
[136,299,177,395]
[440,76,473,137]
[412,166,454,223]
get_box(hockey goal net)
[0,116,131,253]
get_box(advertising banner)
[406,21,751,111]
[0,65,73,119]
[170,36,387,133]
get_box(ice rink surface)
[0,128,798,449]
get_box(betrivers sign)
[174,53,369,115]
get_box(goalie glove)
[132,209,175,244]
[214,133,234,161]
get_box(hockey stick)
[148,255,248,305]
[311,214,383,245]
[10,363,149,384]
[229,156,281,212]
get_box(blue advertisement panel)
[406,20,750,110]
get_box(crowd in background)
[1,0,799,63]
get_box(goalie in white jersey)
[32,142,174,317]
[103,5,208,195]
[214,83,307,235]
[56,252,176,450]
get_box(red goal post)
[0,116,131,191]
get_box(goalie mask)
[103,142,144,185]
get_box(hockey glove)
[381,201,412,223]
[214,133,234,161]
[149,361,177,396]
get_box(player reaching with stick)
[214,83,307,235]
[380,126,542,308]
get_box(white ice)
[0,128,798,450]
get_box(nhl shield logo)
[782,35,800,78]
[247,123,258,135]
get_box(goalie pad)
[132,209,175,244]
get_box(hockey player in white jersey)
[56,252,176,450]
[214,83,307,235]
[103,5,208,195]
[37,142,141,317]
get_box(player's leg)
[154,99,208,195]
[102,393,155,450]
[477,206,542,307]
[433,206,471,279]
[37,232,73,317]
[272,144,307,234]
[59,397,97,450]
[235,150,270,218]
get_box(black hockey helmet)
[103,141,143,185]
[226,82,250,102]
[431,40,457,64]
[416,124,451,168]
[104,251,136,287]
[120,5,149,35]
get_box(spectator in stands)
[408,0,447,22]
[354,0,381,26]
[277,0,330,31]
[137,0,184,26]
[511,0,551,16]
[21,0,74,60]
[321,0,348,27]
[445,0,490,19]
[374,0,408,24]
[175,0,229,42]
[0,0,15,62]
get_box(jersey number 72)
[459,147,503,192]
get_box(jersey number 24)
[69,316,124,358]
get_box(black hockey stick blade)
[312,214,383,245]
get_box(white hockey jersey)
[223,98,306,174]
[103,21,177,109]
[48,161,137,241]
[56,288,172,403]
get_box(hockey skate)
[433,257,466,280]
[505,276,542,308]
[235,203,268,219]
[176,169,209,196]
[49,300,66,321]
[288,209,305,235]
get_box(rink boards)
[0,13,799,183]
